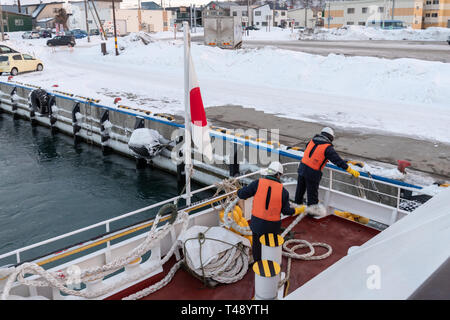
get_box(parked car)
[245,26,259,30]
[22,31,40,39]
[0,53,44,76]
[1,33,10,41]
[46,35,76,47]
[447,35,450,45]
[70,29,88,39]
[89,29,100,36]
[0,45,18,54]
[39,30,52,38]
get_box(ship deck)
[108,214,380,300]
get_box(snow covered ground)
[3,31,449,145]
[299,26,450,41]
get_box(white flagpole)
[183,21,192,206]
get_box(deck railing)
[0,163,430,269]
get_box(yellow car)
[0,53,44,76]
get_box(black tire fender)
[29,89,50,115]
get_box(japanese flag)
[188,52,213,162]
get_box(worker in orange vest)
[295,127,360,215]
[237,161,304,262]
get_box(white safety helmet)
[266,161,284,175]
[321,127,335,138]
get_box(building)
[270,2,288,27]
[68,1,115,32]
[287,7,315,28]
[115,9,176,33]
[252,2,288,28]
[168,6,202,27]
[253,4,272,28]
[0,9,33,32]
[202,1,234,20]
[229,5,258,27]
[22,1,65,28]
[323,0,450,29]
[67,1,175,34]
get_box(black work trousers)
[294,173,321,206]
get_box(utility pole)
[17,0,21,13]
[87,1,103,39]
[138,0,142,31]
[304,0,307,28]
[84,0,91,42]
[391,0,395,20]
[112,0,119,55]
[0,4,4,42]
[90,0,107,39]
[327,1,330,28]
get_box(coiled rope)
[278,212,332,290]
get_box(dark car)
[39,30,52,38]
[47,35,76,47]
[89,29,100,36]
[245,26,259,30]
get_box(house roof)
[141,1,162,10]
[204,1,237,10]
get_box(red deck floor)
[108,215,380,300]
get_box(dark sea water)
[0,113,205,261]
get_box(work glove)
[294,205,306,216]
[346,166,360,178]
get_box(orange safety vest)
[251,178,283,222]
[301,140,331,171]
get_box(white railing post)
[105,223,112,263]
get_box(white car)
[1,33,10,41]
[22,31,40,39]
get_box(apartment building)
[324,0,450,29]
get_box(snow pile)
[128,128,166,159]
[3,31,450,145]
[244,28,299,41]
[300,26,450,41]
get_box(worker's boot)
[305,204,326,218]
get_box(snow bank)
[3,31,450,145]
[300,26,450,41]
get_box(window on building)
[295,22,299,26]
[425,13,431,17]
[425,0,431,4]
[281,11,286,16]
[256,22,260,25]
[346,21,354,25]
[431,13,438,17]
[242,11,248,16]
[362,7,368,13]
[358,22,365,25]
[13,55,22,61]
[14,19,24,26]
[233,11,237,16]
[262,22,267,26]
[53,8,59,13]
[347,8,355,14]
[255,11,261,16]
[378,7,384,13]
[432,0,439,4]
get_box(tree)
[54,8,69,31]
